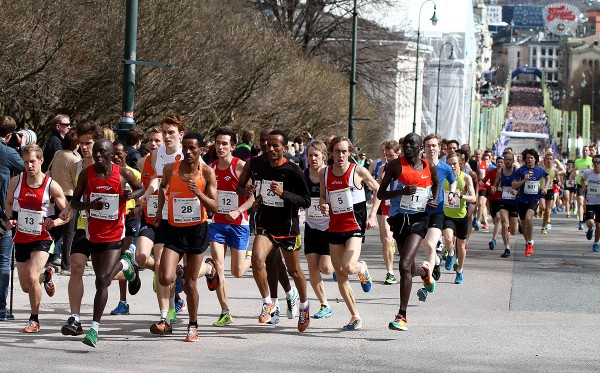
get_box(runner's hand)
[89,197,104,210]
[401,185,416,195]
[139,194,148,208]
[320,203,329,215]
[188,180,201,197]
[366,214,377,229]
[270,181,283,197]
[153,211,162,227]
[44,217,55,230]
[5,219,16,231]
[426,200,438,211]
[226,209,241,222]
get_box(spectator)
[125,127,144,171]
[0,116,26,320]
[102,126,116,142]
[42,114,71,173]
[232,129,253,161]
[46,129,81,275]
[293,135,307,170]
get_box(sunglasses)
[594,161,600,165]
[59,123,71,127]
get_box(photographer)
[42,114,71,173]
[0,116,26,321]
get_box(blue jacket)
[0,139,24,210]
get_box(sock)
[321,302,329,308]
[457,268,463,273]
[188,320,198,327]
[435,255,441,266]
[222,309,230,315]
[120,259,130,272]
[387,271,394,275]
[72,314,80,323]
[120,300,128,305]
[169,296,176,309]
[91,321,99,332]
[285,290,293,299]
[506,245,511,251]
[352,313,361,320]
[263,297,272,304]
[160,310,168,320]
[398,309,406,318]
[29,314,39,322]
[358,262,365,274]
[299,301,309,310]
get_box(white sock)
[387,271,394,275]
[457,269,463,274]
[271,297,278,305]
[263,297,271,304]
[353,313,361,320]
[72,314,80,322]
[119,300,127,305]
[321,301,329,308]
[285,289,293,299]
[358,263,366,274]
[506,245,511,250]
[160,310,168,319]
[435,255,441,266]
[91,321,99,332]
[120,259,130,272]
[299,301,309,310]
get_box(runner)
[539,153,564,234]
[59,120,101,337]
[581,154,600,251]
[563,160,576,218]
[476,152,493,230]
[484,156,503,250]
[493,152,520,258]
[512,149,551,257]
[322,136,379,330]
[570,146,592,230]
[68,139,144,347]
[303,141,334,319]
[442,153,476,284]
[208,128,253,327]
[236,128,295,325]
[242,129,311,332]
[416,134,456,302]
[378,132,439,331]
[377,140,400,285]
[5,145,70,333]
[155,131,219,342]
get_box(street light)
[581,70,595,141]
[435,42,455,134]
[412,0,438,133]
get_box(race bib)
[501,186,516,200]
[330,188,353,214]
[217,191,238,214]
[146,194,159,217]
[524,180,539,195]
[307,197,326,219]
[173,197,201,223]
[260,180,284,207]
[17,208,43,235]
[443,191,459,208]
[479,169,486,179]
[565,180,575,188]
[588,184,600,197]
[90,193,119,220]
[400,187,429,212]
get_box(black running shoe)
[432,264,441,281]
[61,316,83,336]
[128,265,141,295]
[501,249,511,258]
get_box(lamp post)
[347,0,358,143]
[435,42,455,134]
[412,0,438,133]
[581,70,595,143]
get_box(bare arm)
[461,174,477,203]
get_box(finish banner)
[582,104,591,145]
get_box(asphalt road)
[1,212,599,372]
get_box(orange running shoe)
[150,319,172,335]
[43,267,55,297]
[204,258,220,291]
[297,305,310,332]
[258,302,275,324]
[525,243,534,257]
[185,324,199,342]
[23,320,40,333]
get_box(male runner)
[570,146,592,230]
[68,139,144,347]
[493,152,519,258]
[155,131,219,342]
[322,136,379,330]
[581,154,600,251]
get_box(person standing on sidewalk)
[42,114,71,173]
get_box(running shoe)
[442,249,449,261]
[258,302,275,324]
[313,304,332,319]
[185,324,199,342]
[150,319,172,335]
[501,249,511,258]
[445,254,455,271]
[175,264,184,294]
[61,317,83,336]
[587,227,594,241]
[82,328,98,347]
[121,256,135,281]
[169,308,177,324]
[579,222,585,230]
[267,302,280,325]
[43,267,55,297]
[23,320,40,333]
[594,243,600,253]
[546,223,552,230]
[455,271,464,285]
[388,314,408,331]
[152,273,156,293]
[332,272,337,282]
[128,264,141,295]
[552,206,558,214]
[541,228,548,235]
[175,298,187,314]
[212,312,233,327]
[357,260,372,292]
[110,301,130,315]
[384,272,397,285]
[342,316,362,331]
[518,222,523,234]
[525,243,534,257]
[417,288,428,302]
[286,287,299,319]
[566,213,571,218]
[432,265,441,281]
[482,222,489,230]
[204,258,220,291]
[298,305,310,332]
[489,239,496,250]
[420,262,435,293]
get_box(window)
[532,48,537,56]
[549,48,553,56]
[517,51,520,58]
[541,48,546,56]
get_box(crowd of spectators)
[504,85,548,134]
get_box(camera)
[7,129,37,152]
